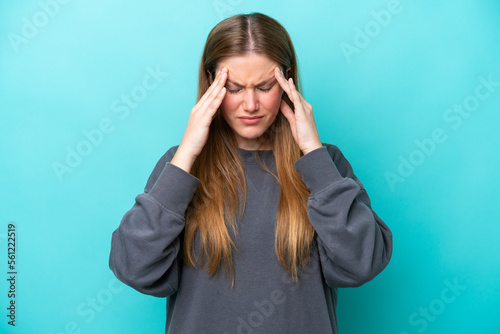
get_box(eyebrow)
[226,77,276,87]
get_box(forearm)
[170,144,197,174]
[295,145,393,287]
[308,177,392,286]
[109,158,201,296]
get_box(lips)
[239,116,264,125]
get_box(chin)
[236,130,264,140]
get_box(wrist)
[302,142,323,155]
[171,147,197,174]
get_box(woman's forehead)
[217,54,278,85]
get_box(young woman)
[109,12,393,334]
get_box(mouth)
[239,116,264,124]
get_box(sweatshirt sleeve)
[109,145,201,297]
[294,144,393,288]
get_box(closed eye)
[260,81,276,93]
[226,83,274,94]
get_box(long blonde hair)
[183,12,316,286]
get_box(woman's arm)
[294,144,393,287]
[109,146,200,297]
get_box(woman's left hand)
[275,67,323,155]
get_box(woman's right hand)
[170,67,228,173]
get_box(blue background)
[1,0,499,333]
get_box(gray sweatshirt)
[109,144,393,334]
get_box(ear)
[207,69,214,85]
[285,68,292,80]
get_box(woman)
[109,12,393,334]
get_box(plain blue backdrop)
[1,0,499,333]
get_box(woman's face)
[210,53,285,150]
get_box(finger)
[288,78,312,111]
[275,67,292,96]
[279,99,295,121]
[208,87,226,118]
[198,68,227,110]
[274,67,292,97]
[205,68,227,97]
[207,68,228,100]
[287,78,301,104]
[201,67,228,112]
[201,75,227,112]
[198,68,227,107]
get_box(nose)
[242,89,258,112]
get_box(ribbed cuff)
[294,147,344,193]
[148,162,201,215]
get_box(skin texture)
[171,52,322,174]
[211,54,284,150]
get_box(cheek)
[261,89,283,111]
[221,95,239,113]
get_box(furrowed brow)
[227,77,275,87]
